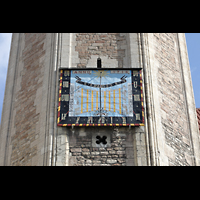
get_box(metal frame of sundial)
[57,67,144,127]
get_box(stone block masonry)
[66,127,139,166]
[0,33,147,166]
[75,33,127,68]
[154,33,194,166]
[10,33,46,166]
[2,33,199,166]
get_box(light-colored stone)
[106,159,117,164]
[1,33,199,166]
[71,148,82,153]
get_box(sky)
[185,33,200,108]
[0,33,12,123]
[0,33,200,123]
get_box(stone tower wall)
[0,33,200,166]
[75,33,128,68]
[56,33,147,166]
[10,33,46,165]
[154,33,193,165]
[0,33,57,166]
[143,33,200,165]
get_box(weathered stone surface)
[75,33,127,68]
[10,33,46,166]
[2,33,198,166]
[106,159,117,164]
[100,151,109,156]
[153,33,198,166]
[67,127,134,166]
[70,148,82,153]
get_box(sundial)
[57,68,144,127]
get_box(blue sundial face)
[69,70,133,117]
[57,69,144,127]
